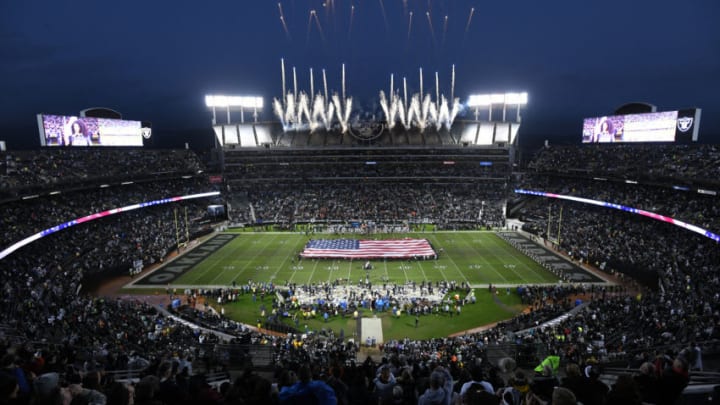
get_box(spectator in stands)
[186,374,223,404]
[373,364,397,402]
[418,366,454,405]
[528,365,559,404]
[134,375,162,405]
[459,365,494,397]
[33,372,67,405]
[105,381,133,405]
[560,363,587,403]
[551,387,577,405]
[326,365,350,405]
[657,357,690,405]
[396,368,417,405]
[605,374,641,405]
[65,371,107,405]
[0,372,19,404]
[580,365,608,405]
[682,341,703,372]
[1,355,30,401]
[460,385,499,405]
[633,362,659,404]
[157,360,187,404]
[506,371,530,403]
[278,365,336,405]
[533,354,560,377]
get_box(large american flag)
[300,238,436,259]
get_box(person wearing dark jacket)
[278,365,337,405]
[560,363,587,401]
[657,357,689,405]
[605,374,642,405]
[634,362,660,404]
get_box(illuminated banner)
[37,114,148,147]
[582,109,701,143]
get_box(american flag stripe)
[300,238,436,259]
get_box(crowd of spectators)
[528,143,720,184]
[0,177,217,252]
[223,146,512,232]
[1,144,718,404]
[513,144,720,358]
[516,173,720,236]
[0,148,203,199]
[225,161,510,180]
[228,183,507,230]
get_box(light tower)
[467,92,528,122]
[204,95,264,124]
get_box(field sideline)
[135,231,561,288]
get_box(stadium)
[1,7,719,405]
[2,72,719,404]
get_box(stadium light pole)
[467,94,491,121]
[504,92,528,122]
[489,94,505,121]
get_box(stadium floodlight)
[467,94,492,107]
[490,93,506,104]
[205,95,264,126]
[468,92,528,122]
[502,92,528,122]
[204,95,263,109]
[504,92,528,105]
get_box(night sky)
[1,0,719,150]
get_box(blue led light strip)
[514,189,720,243]
[0,191,221,260]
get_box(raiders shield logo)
[349,121,384,140]
[677,117,693,132]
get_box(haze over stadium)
[1,0,719,149]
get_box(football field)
[139,231,561,288]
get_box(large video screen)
[37,114,147,146]
[582,109,700,143]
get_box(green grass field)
[173,231,559,287]
[141,231,561,339]
[219,287,525,340]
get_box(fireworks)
[278,3,290,40]
[348,5,355,37]
[270,1,484,131]
[274,1,480,50]
[275,60,460,133]
[442,15,449,46]
[306,9,326,45]
[464,7,475,37]
[426,11,436,47]
[407,11,413,40]
[379,0,389,32]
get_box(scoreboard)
[582,108,701,143]
[37,114,151,147]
